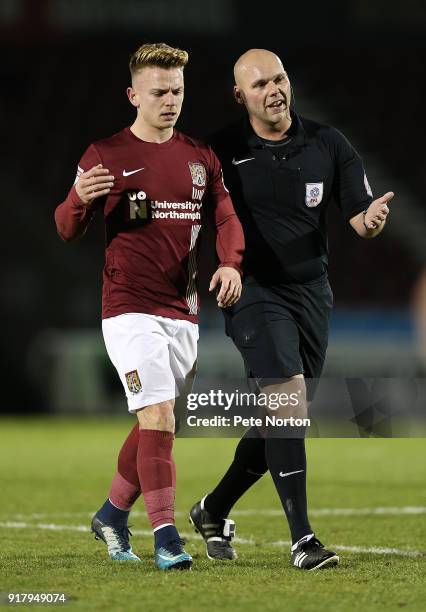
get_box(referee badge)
[364,172,373,197]
[305,182,323,207]
[125,370,142,394]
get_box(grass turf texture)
[0,418,425,612]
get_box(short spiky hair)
[129,42,189,75]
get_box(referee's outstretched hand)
[364,191,394,229]
[209,266,242,308]
[75,164,115,206]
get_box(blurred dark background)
[2,0,426,413]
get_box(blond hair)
[129,42,189,75]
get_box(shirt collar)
[242,110,306,151]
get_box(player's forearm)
[213,195,245,273]
[350,211,386,239]
[54,186,95,242]
[216,215,245,274]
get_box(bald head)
[232,48,291,137]
[234,49,284,87]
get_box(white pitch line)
[235,506,426,517]
[8,506,426,521]
[0,521,424,558]
[0,522,255,545]
[327,544,425,558]
[269,540,424,558]
[309,507,426,517]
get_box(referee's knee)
[260,376,307,419]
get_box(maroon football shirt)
[55,128,244,322]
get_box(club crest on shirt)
[188,162,206,187]
[125,370,142,394]
[305,182,324,207]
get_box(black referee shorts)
[224,274,333,384]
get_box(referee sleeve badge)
[305,182,323,207]
[364,172,373,197]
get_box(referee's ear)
[234,86,244,105]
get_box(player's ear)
[233,86,244,105]
[127,86,139,108]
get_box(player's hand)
[209,266,242,308]
[364,191,394,229]
[75,164,115,206]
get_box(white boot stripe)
[298,552,308,567]
[294,551,307,567]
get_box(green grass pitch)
[0,418,425,611]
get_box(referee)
[189,49,394,570]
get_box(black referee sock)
[204,427,268,518]
[265,436,312,544]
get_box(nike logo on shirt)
[279,469,304,478]
[232,157,255,165]
[123,168,144,176]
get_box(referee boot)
[189,497,237,560]
[291,534,339,570]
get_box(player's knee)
[136,399,175,432]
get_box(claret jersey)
[55,128,244,322]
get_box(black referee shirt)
[209,112,373,284]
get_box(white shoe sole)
[308,554,340,571]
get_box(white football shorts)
[102,313,198,412]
